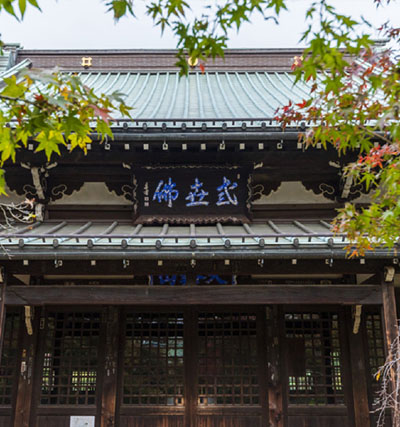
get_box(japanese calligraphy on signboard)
[134,166,251,223]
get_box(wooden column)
[257,309,269,427]
[0,268,7,360]
[381,275,398,354]
[13,307,39,427]
[345,307,371,427]
[184,309,198,427]
[266,306,284,427]
[381,271,399,426]
[100,307,120,427]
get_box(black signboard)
[133,165,251,223]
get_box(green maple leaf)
[35,130,66,160]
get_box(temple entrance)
[1,305,380,427]
[29,308,267,426]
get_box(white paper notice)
[70,416,95,427]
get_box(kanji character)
[216,176,238,206]
[152,178,179,208]
[185,178,209,207]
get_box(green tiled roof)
[0,58,31,79]
[1,59,312,124]
[0,50,12,73]
[75,71,310,120]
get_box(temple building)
[0,45,398,427]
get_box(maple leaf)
[348,248,359,259]
[296,99,308,109]
[89,104,112,124]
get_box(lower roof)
[0,219,391,260]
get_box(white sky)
[0,0,399,49]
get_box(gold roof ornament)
[188,56,198,68]
[81,57,93,69]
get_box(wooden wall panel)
[0,416,11,427]
[119,415,184,427]
[35,416,69,427]
[196,415,262,426]
[288,415,349,427]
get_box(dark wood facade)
[0,47,399,427]
[0,303,392,427]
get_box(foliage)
[272,0,400,255]
[0,0,400,254]
[0,68,131,195]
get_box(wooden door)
[31,310,102,426]
[118,311,186,427]
[194,309,268,427]
[284,309,352,427]
[117,308,268,427]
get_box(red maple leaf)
[89,104,111,124]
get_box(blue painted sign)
[135,166,249,223]
[150,275,235,286]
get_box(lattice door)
[39,311,101,406]
[118,309,267,427]
[195,310,267,427]
[120,312,186,427]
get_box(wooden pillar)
[100,307,120,427]
[257,309,269,427]
[13,307,39,427]
[381,274,398,354]
[345,307,371,427]
[184,309,198,427]
[0,268,7,360]
[266,306,284,427]
[381,270,399,426]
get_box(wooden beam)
[346,308,371,427]
[5,284,382,306]
[0,269,6,361]
[1,258,392,277]
[100,307,119,427]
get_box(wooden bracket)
[352,304,362,334]
[384,266,395,283]
[24,306,33,336]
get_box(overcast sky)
[0,0,399,50]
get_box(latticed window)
[285,311,344,405]
[365,311,385,391]
[0,312,20,406]
[123,312,184,405]
[198,312,259,406]
[40,312,100,405]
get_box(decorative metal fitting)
[81,57,92,68]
